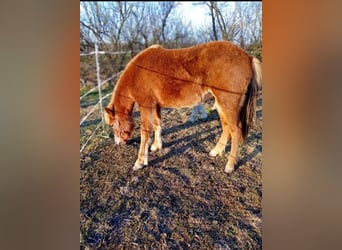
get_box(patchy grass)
[80,91,262,249]
[80,85,114,108]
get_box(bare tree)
[202,1,218,40]
[202,2,240,42]
[80,2,108,46]
[160,2,176,43]
[212,2,241,42]
[235,2,262,48]
[200,2,261,49]
[80,1,262,88]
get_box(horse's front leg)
[150,105,162,152]
[133,129,152,171]
[133,106,153,171]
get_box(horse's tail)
[252,57,262,88]
[240,57,262,141]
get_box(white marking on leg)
[225,163,234,173]
[133,131,149,171]
[144,140,148,165]
[151,125,162,151]
[133,139,149,170]
[225,155,236,173]
[156,126,162,148]
[133,161,144,171]
[209,148,219,157]
[209,103,229,157]
[225,131,240,173]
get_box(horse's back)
[132,40,252,83]
[124,41,253,107]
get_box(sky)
[176,2,236,29]
[176,2,210,29]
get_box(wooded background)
[80,1,262,88]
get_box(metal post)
[95,43,105,131]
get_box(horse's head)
[104,107,134,145]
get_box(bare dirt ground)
[80,89,262,249]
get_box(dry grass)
[80,89,262,249]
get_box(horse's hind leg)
[225,121,242,173]
[209,104,230,157]
[151,104,162,152]
[210,97,242,173]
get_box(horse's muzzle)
[115,136,127,145]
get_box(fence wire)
[80,46,128,153]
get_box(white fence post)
[80,47,133,152]
[95,43,105,131]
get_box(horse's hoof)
[210,148,225,157]
[209,149,218,157]
[224,165,234,173]
[150,145,157,152]
[133,164,144,171]
[150,144,162,152]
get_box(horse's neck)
[113,87,134,116]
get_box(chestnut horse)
[104,41,262,173]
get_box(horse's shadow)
[148,124,221,166]
[236,132,262,170]
[162,109,219,136]
[127,109,219,144]
[123,106,261,169]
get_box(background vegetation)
[80,1,262,88]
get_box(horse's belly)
[157,90,204,108]
[159,99,200,108]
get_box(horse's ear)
[104,107,114,115]
[104,107,115,125]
